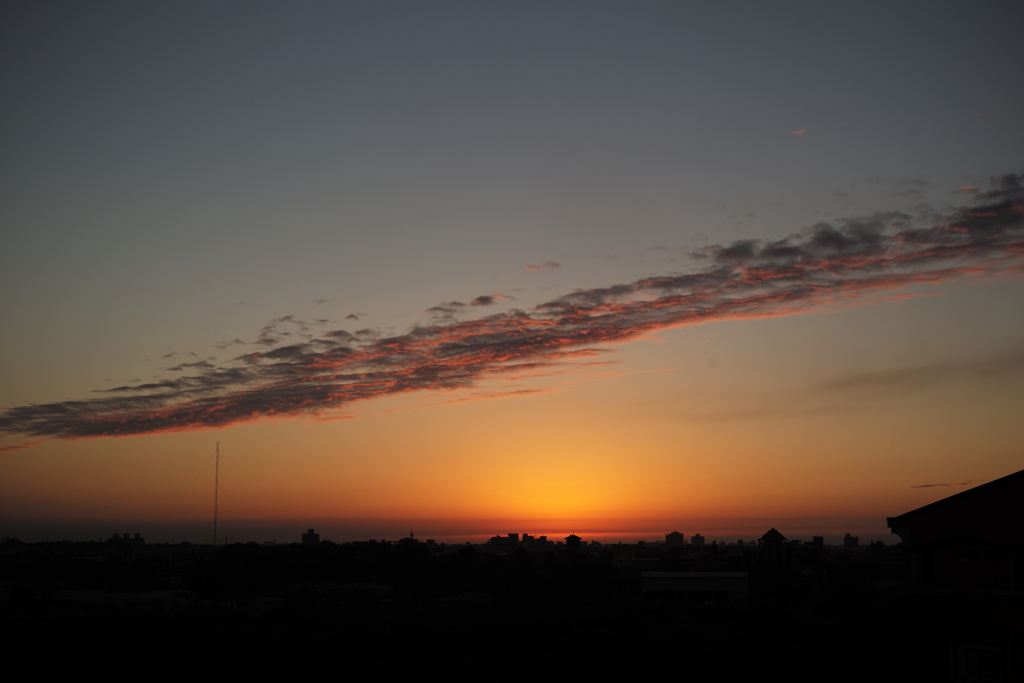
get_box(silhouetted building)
[691,534,705,547]
[887,468,1024,678]
[302,528,320,545]
[521,534,553,551]
[844,533,859,552]
[613,547,634,569]
[565,534,582,553]
[887,468,1024,590]
[487,533,520,551]
[665,531,685,547]
[758,528,788,566]
[790,536,825,564]
[108,532,144,545]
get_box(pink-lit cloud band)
[2,174,1022,441]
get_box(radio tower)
[213,442,219,546]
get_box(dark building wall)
[931,540,1017,589]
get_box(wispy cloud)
[525,260,563,272]
[792,128,807,136]
[817,350,1024,394]
[2,173,1022,441]
[384,388,555,414]
[213,339,246,351]
[0,439,45,454]
[909,480,985,489]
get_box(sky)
[2,1,1022,545]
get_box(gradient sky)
[2,1,1022,544]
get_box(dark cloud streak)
[2,175,1022,441]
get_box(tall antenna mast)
[213,441,219,546]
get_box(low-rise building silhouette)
[487,533,520,550]
[887,468,1024,679]
[887,468,1023,590]
[107,532,145,545]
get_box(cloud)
[792,129,807,136]
[426,301,467,319]
[0,439,45,453]
[817,350,1024,395]
[662,343,1021,423]
[525,261,563,271]
[324,329,356,342]
[385,388,555,414]
[252,315,329,346]
[471,294,510,306]
[908,480,984,489]
[953,186,978,194]
[167,360,216,372]
[2,172,1022,441]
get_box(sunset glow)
[1,3,1021,545]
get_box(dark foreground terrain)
[2,538,1019,676]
